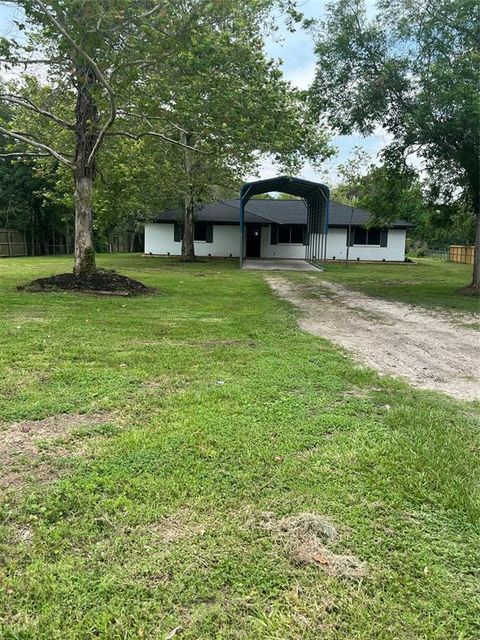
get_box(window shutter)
[174,223,182,242]
[206,224,213,243]
[380,228,388,247]
[270,224,278,245]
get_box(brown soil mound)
[19,269,150,296]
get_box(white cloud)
[248,131,389,187]
[284,62,316,90]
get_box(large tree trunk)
[73,66,98,275]
[181,131,195,261]
[74,175,95,273]
[182,195,195,261]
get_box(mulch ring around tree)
[18,269,152,296]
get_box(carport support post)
[239,195,245,268]
[323,194,330,262]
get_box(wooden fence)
[0,228,28,257]
[448,245,475,265]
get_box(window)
[194,223,207,241]
[367,228,381,244]
[291,225,304,244]
[353,227,382,245]
[174,222,213,243]
[276,224,305,244]
[354,228,367,245]
[278,225,291,243]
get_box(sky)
[261,0,388,185]
[0,0,388,187]
[0,3,22,41]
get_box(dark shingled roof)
[154,199,413,228]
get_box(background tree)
[311,0,480,291]
[0,102,71,253]
[1,0,328,271]
[83,136,181,253]
[333,150,476,254]
[119,2,331,261]
[36,134,176,253]
[333,147,370,263]
[0,0,215,277]
[332,147,370,207]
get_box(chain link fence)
[425,249,448,260]
[1,228,144,257]
[0,229,28,257]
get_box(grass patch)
[0,254,479,639]
[307,258,479,314]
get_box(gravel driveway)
[267,276,480,401]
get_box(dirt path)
[267,277,480,401]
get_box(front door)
[246,225,261,258]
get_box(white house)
[144,199,411,262]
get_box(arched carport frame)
[239,176,330,268]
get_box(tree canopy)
[311,0,480,289]
[0,0,331,270]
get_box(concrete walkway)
[242,259,320,271]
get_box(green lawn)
[0,255,479,639]
[313,258,479,314]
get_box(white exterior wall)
[145,223,177,255]
[145,223,406,261]
[323,228,406,261]
[144,222,241,257]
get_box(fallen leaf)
[165,627,182,639]
[313,553,330,565]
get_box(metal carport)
[239,176,330,268]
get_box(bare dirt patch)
[259,512,367,578]
[267,277,480,401]
[0,411,115,489]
